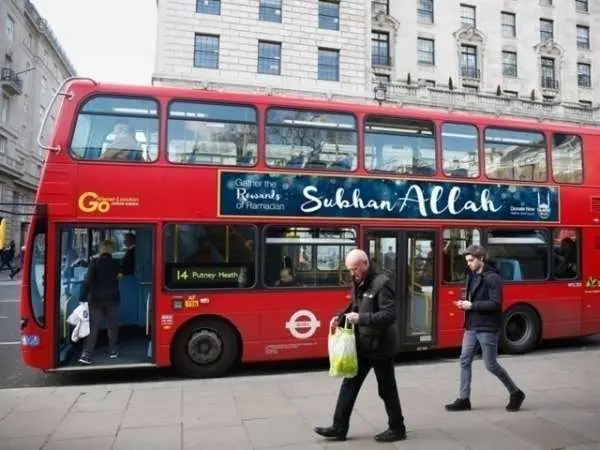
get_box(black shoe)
[445,398,471,411]
[314,426,347,441]
[374,428,406,442]
[78,355,92,365]
[506,389,525,412]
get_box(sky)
[31,0,157,85]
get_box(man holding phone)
[445,245,526,412]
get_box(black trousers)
[84,303,119,355]
[333,356,405,432]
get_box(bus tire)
[500,304,541,354]
[171,317,239,378]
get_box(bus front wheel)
[500,304,541,354]
[172,317,239,378]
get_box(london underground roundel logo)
[285,309,321,339]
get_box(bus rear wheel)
[172,317,239,378]
[500,304,541,354]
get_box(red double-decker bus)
[19,77,600,377]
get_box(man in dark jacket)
[314,249,406,443]
[445,244,525,412]
[78,239,122,364]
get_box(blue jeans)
[459,330,519,400]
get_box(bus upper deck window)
[70,96,159,163]
[266,108,357,171]
[484,128,547,182]
[364,117,436,176]
[167,101,258,167]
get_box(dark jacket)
[121,246,135,275]
[79,253,121,305]
[463,263,503,332]
[337,265,400,359]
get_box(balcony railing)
[379,82,598,125]
[0,68,23,96]
[461,67,480,79]
[372,54,392,67]
[541,77,559,90]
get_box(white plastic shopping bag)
[328,318,358,378]
[67,302,90,342]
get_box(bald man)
[314,249,406,443]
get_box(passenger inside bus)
[554,237,577,279]
[100,122,143,161]
[273,268,300,287]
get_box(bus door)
[55,224,155,369]
[365,229,437,349]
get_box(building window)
[501,12,516,38]
[424,79,436,87]
[460,4,476,28]
[318,48,339,81]
[442,123,479,178]
[502,51,517,77]
[258,41,281,75]
[0,136,6,154]
[578,63,591,87]
[552,134,583,184]
[319,1,339,30]
[460,45,478,78]
[417,0,433,23]
[5,15,14,42]
[372,0,389,15]
[576,0,589,13]
[259,0,282,23]
[1,94,9,123]
[504,90,519,97]
[196,0,220,15]
[374,74,390,83]
[540,0,552,5]
[577,25,590,49]
[417,38,435,65]
[540,19,553,41]
[463,85,478,93]
[372,32,390,66]
[484,128,547,182]
[541,57,557,89]
[194,34,219,69]
[487,230,549,281]
[41,76,47,97]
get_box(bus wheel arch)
[170,315,243,378]
[500,303,542,354]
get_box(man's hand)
[345,312,360,325]
[455,300,472,310]
[330,316,340,329]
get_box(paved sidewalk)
[0,349,599,449]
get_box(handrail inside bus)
[37,76,98,154]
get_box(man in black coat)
[78,239,122,365]
[314,249,406,443]
[445,244,525,412]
